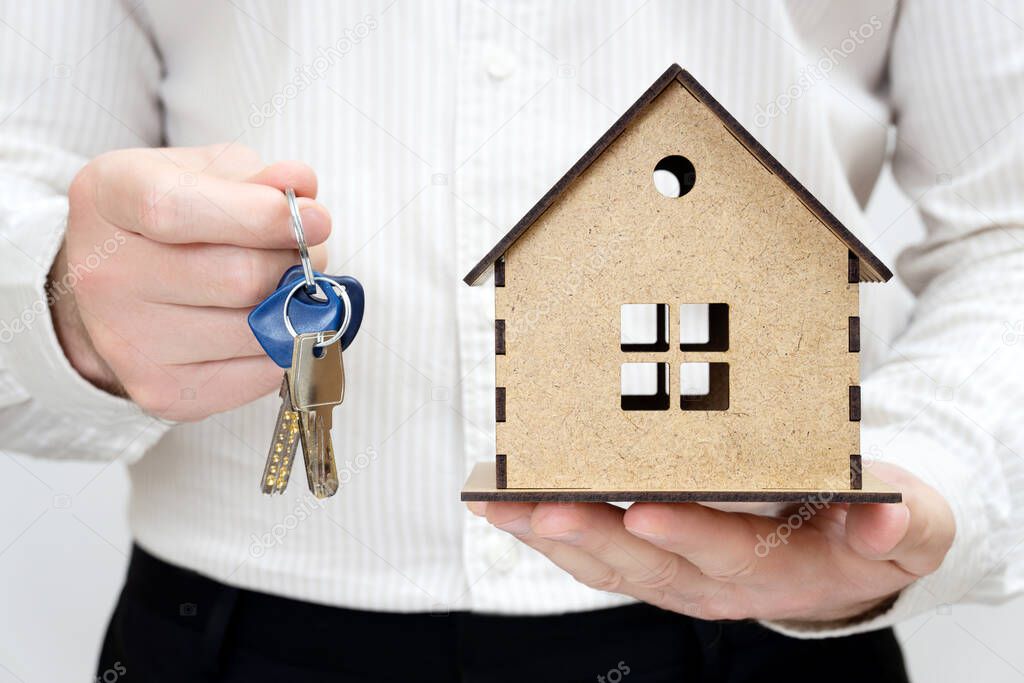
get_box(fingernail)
[495,517,533,537]
[466,501,487,517]
[299,206,330,242]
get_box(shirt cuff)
[762,430,991,639]
[0,196,172,462]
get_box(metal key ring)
[281,276,352,348]
[285,187,317,294]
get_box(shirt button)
[486,47,517,80]
[484,533,519,573]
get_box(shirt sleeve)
[769,0,1024,638]
[0,0,172,462]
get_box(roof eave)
[463,64,893,285]
[463,64,686,285]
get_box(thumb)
[309,243,329,272]
[845,463,955,577]
[248,160,330,246]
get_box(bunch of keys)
[248,188,364,498]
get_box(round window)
[652,155,696,197]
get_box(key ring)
[282,276,352,347]
[285,187,317,294]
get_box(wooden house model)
[461,65,900,503]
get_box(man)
[0,1,1021,681]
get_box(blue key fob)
[275,266,364,351]
[249,276,342,368]
[248,267,365,368]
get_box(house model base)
[461,462,901,504]
[461,65,902,505]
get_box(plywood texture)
[495,81,859,491]
[464,66,891,285]
[461,463,902,503]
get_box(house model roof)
[464,64,893,286]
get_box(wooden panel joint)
[848,250,860,284]
[495,454,507,489]
[494,257,505,287]
[849,385,861,422]
[495,320,506,355]
[850,454,863,490]
[848,316,860,352]
[496,387,506,422]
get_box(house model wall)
[462,65,900,503]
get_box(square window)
[680,362,729,411]
[679,303,728,351]
[621,304,669,352]
[620,362,670,411]
[680,362,710,395]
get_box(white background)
[1,169,1023,682]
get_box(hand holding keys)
[249,189,364,498]
[54,146,332,421]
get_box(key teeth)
[261,377,301,496]
[300,411,340,499]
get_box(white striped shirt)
[0,0,1022,636]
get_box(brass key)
[289,332,344,499]
[260,376,301,494]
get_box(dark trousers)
[99,545,909,682]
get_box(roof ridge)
[463,64,891,285]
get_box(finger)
[247,160,318,198]
[93,156,330,248]
[193,143,264,181]
[466,501,488,517]
[484,502,696,611]
[131,303,266,364]
[120,236,318,308]
[484,501,536,535]
[309,243,328,272]
[134,354,282,422]
[148,146,318,197]
[623,503,770,582]
[845,463,955,576]
[154,143,265,181]
[529,503,716,600]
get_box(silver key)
[289,332,345,499]
[299,409,338,498]
[260,376,301,494]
